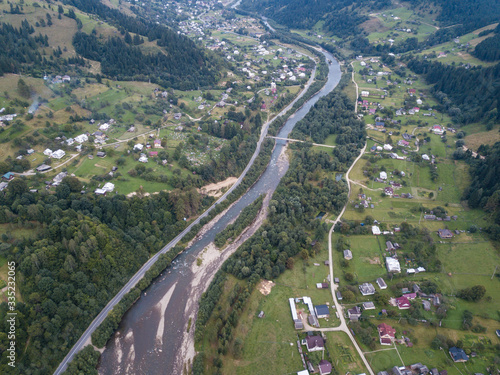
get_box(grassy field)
[325,331,370,374]
[214,243,344,374]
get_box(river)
[97,50,341,375]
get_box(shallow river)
[98,49,341,375]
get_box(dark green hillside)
[406,59,500,124]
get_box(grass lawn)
[335,235,386,283]
[325,331,370,374]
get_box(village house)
[315,305,330,319]
[378,323,396,345]
[75,134,88,143]
[348,306,362,321]
[51,149,65,159]
[319,360,332,375]
[396,296,411,309]
[344,249,353,260]
[449,347,468,362]
[438,229,454,239]
[377,277,387,289]
[2,172,15,182]
[305,336,325,352]
[372,225,381,235]
[380,171,388,180]
[432,125,444,135]
[384,187,394,196]
[386,257,401,273]
[154,139,163,148]
[359,283,376,296]
[94,131,106,141]
[363,301,375,310]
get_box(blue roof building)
[314,304,330,319]
[449,347,468,362]
[2,172,14,181]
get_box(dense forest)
[0,180,209,373]
[73,31,219,90]
[408,0,500,33]
[462,142,500,238]
[240,0,390,37]
[473,33,500,62]
[66,0,222,89]
[406,58,500,125]
[291,90,365,147]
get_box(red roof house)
[396,296,411,309]
[378,323,396,345]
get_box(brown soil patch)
[360,17,389,33]
[258,280,275,296]
[365,257,381,265]
[198,177,237,197]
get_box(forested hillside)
[406,59,500,125]
[72,32,218,89]
[241,0,390,37]
[65,0,222,89]
[473,33,500,62]
[0,21,83,76]
[0,179,207,373]
[462,142,500,237]
[408,0,500,32]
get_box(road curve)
[326,141,374,375]
[53,54,319,375]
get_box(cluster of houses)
[294,333,333,375]
[0,172,15,191]
[289,296,334,329]
[45,74,71,84]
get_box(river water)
[98,50,341,375]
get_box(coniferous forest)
[406,59,500,125]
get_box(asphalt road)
[53,54,319,375]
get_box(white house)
[102,182,115,192]
[383,144,393,151]
[422,154,430,161]
[380,171,388,180]
[99,123,110,131]
[134,144,144,151]
[43,148,53,157]
[138,154,148,163]
[361,91,370,97]
[75,134,88,143]
[372,225,381,235]
[386,257,401,273]
[51,149,65,159]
